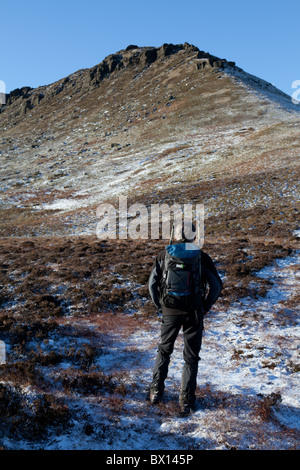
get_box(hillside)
[0,43,299,451]
[1,42,299,237]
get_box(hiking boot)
[179,401,190,416]
[149,385,164,404]
[179,392,196,415]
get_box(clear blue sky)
[1,0,299,97]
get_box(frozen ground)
[3,250,298,450]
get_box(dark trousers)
[151,312,204,402]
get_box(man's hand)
[156,308,162,318]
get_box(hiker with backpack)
[148,225,222,415]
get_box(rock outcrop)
[1,43,235,118]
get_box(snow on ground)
[223,64,300,114]
[18,250,297,451]
[2,251,298,451]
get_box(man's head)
[174,223,196,243]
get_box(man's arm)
[148,256,163,310]
[202,266,222,313]
[201,252,223,313]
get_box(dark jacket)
[148,244,223,316]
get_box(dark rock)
[105,54,124,73]
[140,48,157,66]
[158,43,184,59]
[196,57,226,70]
[126,45,139,51]
[6,87,33,105]
[31,92,45,106]
[183,42,199,52]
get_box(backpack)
[160,243,202,311]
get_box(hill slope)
[0,42,299,237]
[0,43,299,450]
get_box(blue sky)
[1,0,299,97]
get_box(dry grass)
[0,382,71,440]
[0,234,159,443]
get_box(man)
[148,227,222,415]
